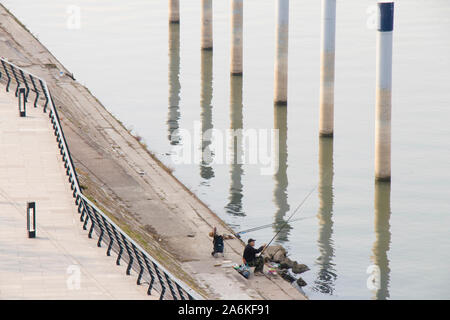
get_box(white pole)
[274,0,289,105]
[169,0,180,24]
[230,0,243,75]
[319,0,336,137]
[375,2,394,181]
[201,0,213,50]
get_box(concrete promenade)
[0,91,153,299]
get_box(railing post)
[111,226,124,265]
[122,235,134,275]
[101,216,114,256]
[132,245,145,285]
[39,79,48,113]
[143,256,156,295]
[20,70,30,102]
[152,262,167,300]
[1,60,11,92]
[29,75,39,108]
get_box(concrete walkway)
[0,91,153,299]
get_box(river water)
[3,0,449,299]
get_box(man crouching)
[243,238,266,276]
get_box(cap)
[248,238,256,244]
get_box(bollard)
[230,0,243,75]
[319,0,336,137]
[27,202,36,238]
[375,2,394,181]
[18,87,26,117]
[201,0,213,50]
[169,0,180,24]
[274,0,289,105]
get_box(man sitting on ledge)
[243,238,266,276]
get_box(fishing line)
[259,173,328,255]
[235,215,315,238]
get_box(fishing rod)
[260,182,320,255]
[235,215,315,238]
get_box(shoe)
[254,271,264,276]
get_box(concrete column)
[375,2,394,181]
[319,0,336,137]
[274,0,289,105]
[169,0,180,24]
[230,0,243,75]
[201,0,213,50]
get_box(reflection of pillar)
[167,23,181,145]
[274,0,289,105]
[273,105,290,242]
[313,137,337,294]
[169,0,180,24]
[201,0,213,50]
[230,0,243,75]
[371,181,392,300]
[200,50,215,181]
[225,76,244,216]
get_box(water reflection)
[167,23,181,145]
[371,181,392,300]
[200,49,215,182]
[313,137,337,294]
[273,105,291,242]
[225,76,245,216]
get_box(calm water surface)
[3,0,450,299]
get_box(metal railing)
[0,57,202,300]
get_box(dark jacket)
[243,244,264,263]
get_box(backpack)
[213,235,224,253]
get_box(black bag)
[213,235,224,253]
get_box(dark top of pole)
[378,2,394,32]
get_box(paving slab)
[0,91,154,300]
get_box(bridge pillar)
[201,0,213,50]
[230,0,243,75]
[375,2,394,182]
[169,0,180,24]
[274,0,289,105]
[319,0,336,137]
